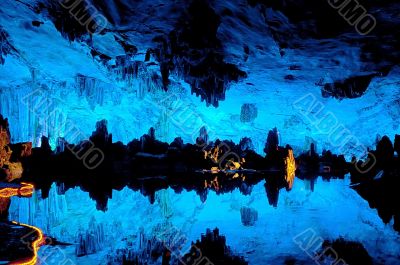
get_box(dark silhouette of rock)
[319,238,373,265]
[153,0,247,106]
[264,127,279,155]
[196,126,209,147]
[0,222,40,263]
[264,176,281,207]
[376,135,394,168]
[394,134,400,156]
[90,119,112,148]
[238,137,254,153]
[350,135,400,232]
[44,0,102,42]
[322,75,375,99]
[179,228,247,265]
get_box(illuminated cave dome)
[1,1,400,265]
[0,0,399,157]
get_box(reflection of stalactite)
[155,110,169,143]
[239,182,252,195]
[108,226,170,265]
[75,216,105,257]
[156,189,173,218]
[264,127,280,155]
[240,104,258,123]
[180,228,247,265]
[265,178,280,207]
[240,207,258,226]
[6,184,68,233]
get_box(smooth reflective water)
[8,177,400,265]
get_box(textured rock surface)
[0,0,399,158]
[180,228,247,265]
[240,207,258,226]
[8,179,400,264]
[0,115,24,181]
[319,238,373,265]
[0,114,11,167]
[240,104,258,123]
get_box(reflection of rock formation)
[179,228,247,265]
[0,181,44,265]
[264,176,280,207]
[76,216,105,257]
[297,143,348,179]
[350,135,400,232]
[5,118,375,211]
[394,134,400,156]
[322,75,375,99]
[264,127,279,155]
[107,227,247,265]
[240,104,258,123]
[318,238,372,265]
[240,207,258,226]
[0,221,40,264]
[19,123,296,209]
[156,189,174,218]
[303,178,316,192]
[107,226,168,265]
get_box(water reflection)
[8,176,400,265]
[28,172,290,211]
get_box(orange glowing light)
[284,149,296,190]
[0,182,44,265]
[10,221,45,265]
[0,182,34,198]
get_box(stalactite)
[156,190,173,218]
[75,74,105,110]
[75,216,105,257]
[240,207,258,226]
[114,56,163,99]
[8,184,68,235]
[0,27,13,65]
[107,226,169,265]
[240,104,258,123]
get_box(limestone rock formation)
[240,207,258,226]
[0,115,24,182]
[240,104,258,123]
[180,228,247,265]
